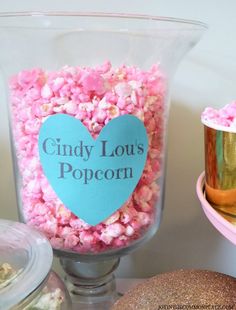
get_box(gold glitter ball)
[112,269,236,310]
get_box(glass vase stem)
[60,258,120,309]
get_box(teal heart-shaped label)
[38,114,148,226]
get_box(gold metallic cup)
[203,121,236,218]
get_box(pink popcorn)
[125,103,135,113]
[115,82,132,97]
[41,84,53,99]
[103,223,125,238]
[70,218,91,231]
[202,101,236,131]
[42,186,58,202]
[64,234,80,249]
[60,226,76,237]
[112,238,126,247]
[50,237,64,249]
[51,77,65,92]
[26,179,41,195]
[26,88,41,100]
[53,105,65,113]
[16,68,44,89]
[40,103,54,116]
[125,225,135,237]
[93,109,107,124]
[24,118,41,134]
[139,201,152,212]
[33,202,49,216]
[137,212,151,226]
[107,105,120,118]
[130,219,142,231]
[120,205,137,224]
[55,205,72,225]
[9,62,166,254]
[134,184,153,202]
[81,71,105,94]
[64,101,77,115]
[79,231,96,249]
[100,231,113,245]
[103,211,120,225]
[38,219,58,237]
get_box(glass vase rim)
[0,11,208,30]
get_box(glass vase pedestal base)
[60,257,120,309]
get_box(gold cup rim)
[202,118,236,134]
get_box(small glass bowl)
[0,219,71,310]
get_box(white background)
[0,0,235,279]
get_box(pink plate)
[196,172,236,245]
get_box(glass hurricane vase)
[0,12,206,309]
